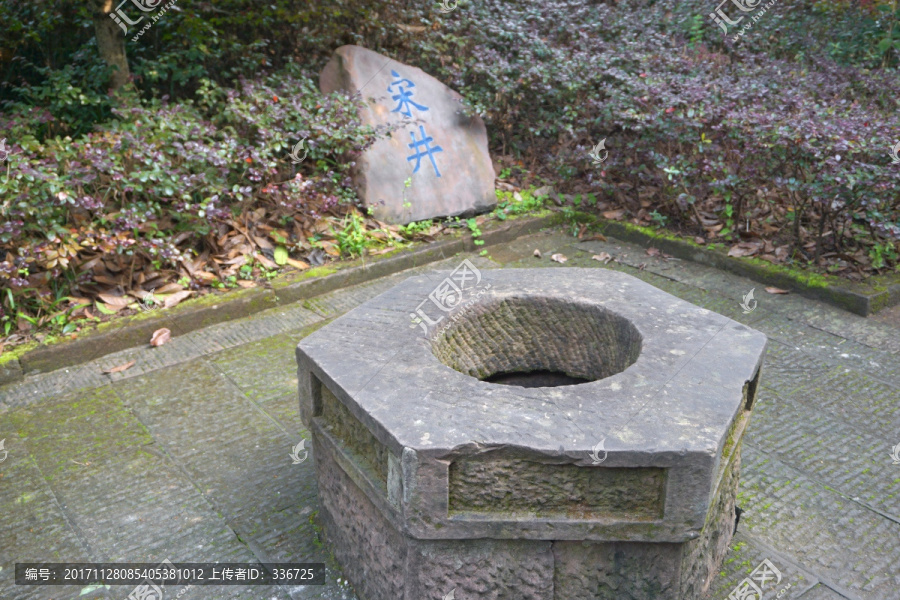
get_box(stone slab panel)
[678,446,741,599]
[747,390,900,520]
[113,360,295,522]
[44,449,251,563]
[798,584,854,600]
[755,338,831,397]
[2,364,109,409]
[738,445,900,598]
[703,532,817,599]
[262,392,310,439]
[790,366,899,443]
[448,457,666,521]
[0,433,98,600]
[211,330,306,403]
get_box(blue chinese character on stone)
[407,125,443,177]
[388,70,429,118]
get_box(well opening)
[483,369,590,388]
[430,296,642,387]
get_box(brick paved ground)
[1,227,898,600]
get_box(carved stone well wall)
[297,267,767,600]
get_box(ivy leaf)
[274,246,288,266]
[95,302,118,315]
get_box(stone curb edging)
[0,213,562,388]
[581,214,900,318]
[5,207,893,389]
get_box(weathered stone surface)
[314,414,557,600]
[320,45,496,224]
[314,423,408,600]
[298,267,767,599]
[553,541,682,599]
[405,538,555,600]
[678,440,742,598]
[6,225,899,600]
[448,457,666,521]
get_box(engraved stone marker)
[320,45,496,224]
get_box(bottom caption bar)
[16,563,326,585]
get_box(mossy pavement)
[1,225,899,599]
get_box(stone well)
[296,267,767,600]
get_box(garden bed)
[2,0,898,355]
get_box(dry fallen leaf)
[150,328,171,347]
[97,293,131,310]
[236,280,257,289]
[396,23,428,33]
[162,290,193,309]
[103,360,136,374]
[285,257,311,269]
[584,233,608,242]
[765,287,790,295]
[728,242,762,258]
[254,252,278,269]
[253,236,274,250]
[128,289,155,303]
[154,282,185,294]
[223,255,248,266]
[550,253,568,263]
[94,275,120,286]
[533,249,542,258]
[592,253,613,264]
[193,271,218,284]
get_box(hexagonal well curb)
[296,267,767,600]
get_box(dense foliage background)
[1,0,898,346]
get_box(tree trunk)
[92,0,131,92]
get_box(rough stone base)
[680,445,742,599]
[315,426,407,600]
[315,423,554,600]
[314,422,741,600]
[553,541,682,600]
[553,447,741,600]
